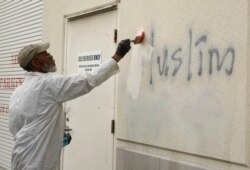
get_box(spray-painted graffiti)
[0,106,9,114]
[0,78,24,90]
[149,29,235,83]
[11,54,18,65]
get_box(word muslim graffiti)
[149,29,235,83]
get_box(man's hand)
[115,39,131,57]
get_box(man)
[8,39,131,170]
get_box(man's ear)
[31,58,41,70]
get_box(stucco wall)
[116,0,249,169]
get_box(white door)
[63,9,117,170]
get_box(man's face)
[34,51,57,73]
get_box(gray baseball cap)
[18,42,50,68]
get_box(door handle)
[65,126,72,132]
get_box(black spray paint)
[150,29,235,83]
[195,34,207,76]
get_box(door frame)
[62,2,118,170]
[63,1,118,75]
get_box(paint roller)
[130,31,145,44]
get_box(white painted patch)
[126,44,153,100]
[126,46,142,100]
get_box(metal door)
[63,9,117,170]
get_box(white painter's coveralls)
[8,58,119,170]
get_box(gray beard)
[48,65,57,72]
[42,64,57,73]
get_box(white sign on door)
[77,51,102,72]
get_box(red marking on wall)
[11,55,18,65]
[0,78,24,90]
[11,54,18,65]
[0,106,9,114]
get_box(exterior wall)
[116,0,250,170]
[43,0,250,170]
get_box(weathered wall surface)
[117,0,249,169]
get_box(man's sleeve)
[52,58,119,103]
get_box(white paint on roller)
[136,28,145,38]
